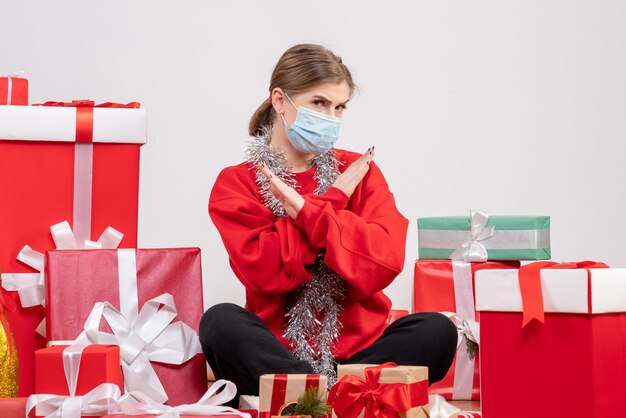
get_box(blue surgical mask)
[281,93,341,154]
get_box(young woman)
[200,44,457,399]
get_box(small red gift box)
[259,374,328,418]
[0,397,32,418]
[475,262,626,418]
[35,345,122,396]
[0,101,146,396]
[45,247,207,406]
[413,259,518,401]
[0,74,28,105]
[31,344,122,418]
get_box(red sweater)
[208,148,409,360]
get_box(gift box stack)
[0,73,222,417]
[414,211,550,403]
[415,210,626,418]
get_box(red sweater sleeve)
[294,161,409,301]
[209,166,319,295]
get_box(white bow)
[0,221,123,336]
[26,345,122,418]
[26,384,121,418]
[446,313,480,347]
[450,210,495,262]
[118,380,251,418]
[74,293,202,404]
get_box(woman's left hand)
[258,163,305,219]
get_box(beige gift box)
[331,364,429,418]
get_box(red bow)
[519,261,609,327]
[328,363,428,418]
[35,100,141,108]
[32,100,140,143]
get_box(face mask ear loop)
[280,113,290,129]
[284,92,298,111]
[281,91,298,129]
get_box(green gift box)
[417,212,551,261]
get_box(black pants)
[199,303,457,398]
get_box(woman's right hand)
[332,147,375,198]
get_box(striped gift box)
[259,374,327,418]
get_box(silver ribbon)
[26,345,122,418]
[118,380,251,418]
[449,210,495,262]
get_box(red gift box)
[0,74,28,105]
[35,345,122,396]
[30,344,122,418]
[475,263,626,418]
[45,247,207,406]
[386,309,409,325]
[413,259,519,400]
[0,101,146,397]
[0,397,32,418]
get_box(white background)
[3,1,625,311]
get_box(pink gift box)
[45,247,207,406]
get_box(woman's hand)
[332,147,375,198]
[258,163,305,220]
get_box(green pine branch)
[291,387,330,417]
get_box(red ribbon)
[328,363,429,418]
[519,261,609,327]
[33,100,141,143]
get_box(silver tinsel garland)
[245,126,346,385]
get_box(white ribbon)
[117,380,251,418]
[0,221,123,336]
[26,345,122,418]
[2,70,23,105]
[449,210,495,262]
[73,289,202,404]
[441,260,480,400]
[427,394,480,418]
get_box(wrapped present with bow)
[475,261,626,418]
[27,344,122,418]
[100,379,253,418]
[413,259,518,400]
[0,71,28,105]
[417,210,550,261]
[329,363,429,418]
[45,247,207,406]
[0,99,146,396]
[259,374,328,418]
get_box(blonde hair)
[248,44,355,136]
